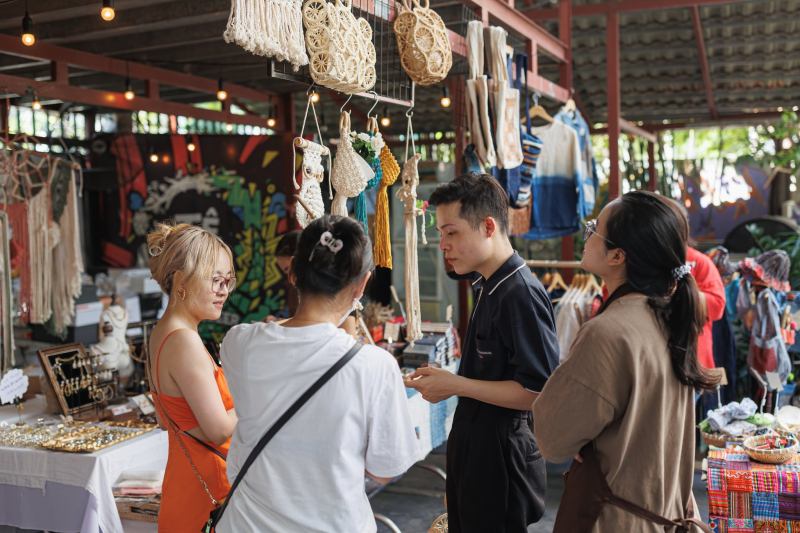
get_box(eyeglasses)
[210,276,236,293]
[583,219,615,247]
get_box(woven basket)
[428,513,447,533]
[702,431,745,449]
[393,0,452,86]
[744,434,799,464]
[303,0,376,93]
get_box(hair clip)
[148,241,165,257]
[672,263,692,281]
[310,230,344,260]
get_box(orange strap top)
[151,329,234,432]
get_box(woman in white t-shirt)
[217,215,420,533]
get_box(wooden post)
[606,11,621,199]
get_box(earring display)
[0,419,156,452]
[38,343,120,418]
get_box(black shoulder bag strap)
[203,342,363,533]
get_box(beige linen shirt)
[533,294,697,532]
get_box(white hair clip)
[310,231,344,260]
[672,263,692,281]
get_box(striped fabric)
[780,493,800,520]
[710,515,729,532]
[754,470,781,493]
[730,492,754,519]
[712,489,732,516]
[728,469,755,492]
[781,473,800,494]
[710,467,729,491]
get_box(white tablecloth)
[0,396,167,533]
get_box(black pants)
[446,402,546,533]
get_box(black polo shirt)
[458,252,559,394]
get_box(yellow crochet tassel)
[374,144,401,269]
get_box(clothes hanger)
[340,93,354,114]
[367,91,379,132]
[585,274,604,297]
[527,93,553,124]
[564,89,577,115]
[546,271,568,293]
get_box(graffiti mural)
[91,133,297,343]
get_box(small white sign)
[110,404,133,416]
[0,369,29,404]
[131,394,156,415]
[766,372,784,391]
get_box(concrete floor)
[371,448,710,533]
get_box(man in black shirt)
[406,173,559,532]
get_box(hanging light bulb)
[21,7,35,47]
[380,106,391,128]
[440,86,451,108]
[186,135,196,152]
[216,78,228,102]
[31,92,41,111]
[148,148,158,163]
[310,91,320,104]
[225,123,234,133]
[100,0,116,21]
[266,109,277,128]
[124,78,134,101]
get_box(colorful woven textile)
[706,445,800,528]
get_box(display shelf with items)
[37,343,118,418]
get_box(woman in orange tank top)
[145,223,238,532]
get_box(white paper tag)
[131,394,156,415]
[766,372,784,391]
[0,369,29,404]
[384,322,401,343]
[110,404,133,416]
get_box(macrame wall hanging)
[292,92,331,228]
[396,109,423,343]
[0,140,84,333]
[393,0,453,86]
[0,211,14,374]
[224,0,309,71]
[330,110,373,217]
[302,0,377,93]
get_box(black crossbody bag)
[202,342,363,533]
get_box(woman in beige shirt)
[533,191,717,532]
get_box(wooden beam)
[607,11,621,200]
[0,73,275,129]
[526,0,739,20]
[50,61,68,84]
[0,34,273,103]
[558,0,573,91]
[590,111,785,132]
[691,6,718,119]
[620,119,657,143]
[647,138,658,191]
[463,0,568,62]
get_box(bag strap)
[208,342,364,531]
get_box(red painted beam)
[691,6,718,119]
[558,0,573,90]
[647,139,658,191]
[464,0,568,61]
[620,118,657,143]
[0,73,274,129]
[526,0,738,20]
[607,11,621,200]
[589,111,785,133]
[0,33,274,103]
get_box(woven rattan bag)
[302,0,376,93]
[393,0,452,86]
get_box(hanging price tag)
[0,369,29,404]
[765,372,784,391]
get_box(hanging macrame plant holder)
[302,0,377,94]
[396,110,423,343]
[292,93,331,228]
[393,0,452,86]
[223,0,309,71]
[330,111,373,217]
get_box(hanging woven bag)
[393,0,452,86]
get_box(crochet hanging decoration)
[223,0,308,71]
[393,0,452,86]
[374,142,401,269]
[302,0,377,94]
[292,94,330,228]
[330,111,373,217]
